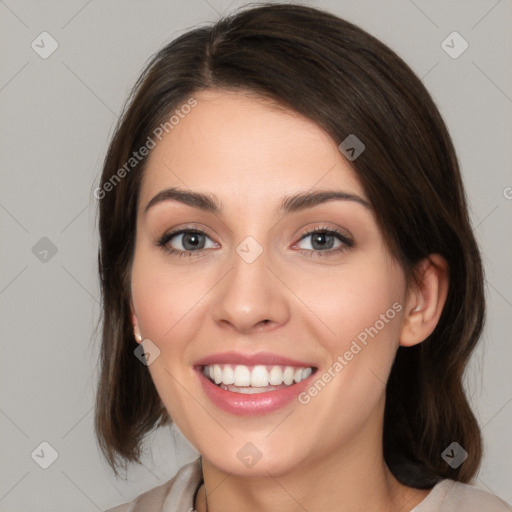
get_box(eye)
[157,228,217,257]
[156,225,354,259]
[294,226,354,257]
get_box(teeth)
[213,365,223,384]
[222,365,235,385]
[219,383,283,394]
[269,366,283,385]
[250,365,268,387]
[234,365,251,386]
[202,363,314,388]
[283,366,295,385]
[302,367,312,380]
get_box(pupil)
[312,233,333,250]
[183,233,203,250]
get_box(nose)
[210,244,291,335]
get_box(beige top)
[105,457,512,512]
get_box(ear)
[399,254,449,347]
[130,299,143,344]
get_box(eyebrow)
[143,187,371,215]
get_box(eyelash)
[156,225,354,259]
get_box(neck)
[194,405,429,512]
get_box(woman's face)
[130,89,409,476]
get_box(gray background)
[1,0,511,510]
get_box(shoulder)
[413,479,512,512]
[104,457,203,512]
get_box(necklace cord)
[199,455,208,512]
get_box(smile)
[195,362,318,415]
[202,364,314,394]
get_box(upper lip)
[193,351,317,368]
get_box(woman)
[95,3,511,511]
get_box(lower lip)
[195,367,317,416]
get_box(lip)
[193,351,317,368]
[194,365,318,416]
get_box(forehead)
[139,89,367,210]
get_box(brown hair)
[95,2,484,486]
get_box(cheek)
[130,253,202,345]
[296,253,404,351]
[293,251,405,411]
[130,254,204,430]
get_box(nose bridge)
[211,234,289,333]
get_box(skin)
[130,89,449,512]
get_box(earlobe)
[130,302,143,343]
[399,254,449,348]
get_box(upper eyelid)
[298,225,352,239]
